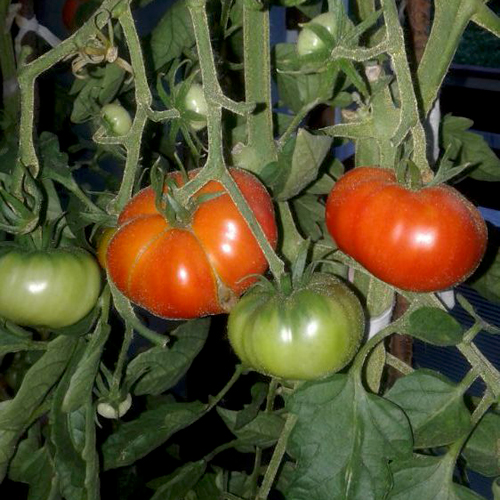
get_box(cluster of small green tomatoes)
[0,12,487,384]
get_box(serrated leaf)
[63,319,111,412]
[286,373,412,500]
[50,342,99,500]
[126,318,210,396]
[9,442,58,500]
[0,335,78,482]
[102,401,205,470]
[149,0,195,70]
[463,412,500,477]
[292,194,325,241]
[277,129,333,200]
[441,114,500,181]
[386,369,471,448]
[148,461,206,500]
[278,201,306,264]
[470,248,500,305]
[217,407,284,451]
[193,472,221,500]
[388,454,487,500]
[408,307,464,346]
[235,382,268,430]
[274,43,338,113]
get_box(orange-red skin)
[107,168,278,319]
[325,167,487,292]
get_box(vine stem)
[205,364,244,413]
[243,0,277,167]
[110,321,134,394]
[457,342,500,399]
[255,412,298,500]
[182,0,285,282]
[13,0,123,195]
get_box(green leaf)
[273,43,338,113]
[386,369,471,448]
[126,318,209,396]
[408,307,464,346]
[278,201,306,264]
[463,412,500,477]
[0,335,78,482]
[102,401,205,470]
[277,129,333,200]
[388,454,487,500]
[148,461,206,500]
[217,407,284,451]
[470,248,500,305]
[50,341,99,500]
[441,114,500,181]
[9,441,59,500]
[149,0,195,70]
[193,472,222,500]
[234,382,268,429]
[62,318,111,412]
[285,373,412,500]
[291,194,326,241]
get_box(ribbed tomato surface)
[107,168,278,318]
[325,167,487,292]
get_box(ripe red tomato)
[106,168,278,319]
[62,0,98,31]
[325,167,487,292]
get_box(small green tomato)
[101,102,133,136]
[184,83,208,131]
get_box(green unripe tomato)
[184,83,208,131]
[0,248,102,329]
[101,102,133,136]
[296,12,343,56]
[228,274,364,381]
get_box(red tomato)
[106,168,278,319]
[325,167,487,292]
[62,0,97,31]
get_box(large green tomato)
[0,248,102,328]
[228,274,364,380]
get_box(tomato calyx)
[395,160,424,191]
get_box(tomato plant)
[101,102,133,136]
[0,248,101,328]
[106,168,278,319]
[228,274,364,380]
[2,0,500,498]
[325,167,487,292]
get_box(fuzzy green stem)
[472,4,500,36]
[205,364,244,413]
[109,4,154,213]
[471,390,495,427]
[457,342,500,399]
[386,352,413,375]
[256,412,298,500]
[243,1,277,165]
[111,322,134,394]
